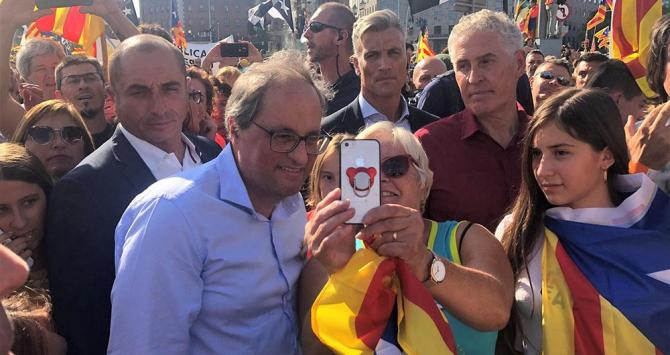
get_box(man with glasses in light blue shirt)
[108,50,331,354]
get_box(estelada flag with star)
[541,180,670,354]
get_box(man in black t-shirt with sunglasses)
[303,2,360,115]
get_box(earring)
[603,170,608,181]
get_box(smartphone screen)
[220,43,249,57]
[340,139,381,224]
[35,0,93,9]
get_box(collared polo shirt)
[415,103,528,231]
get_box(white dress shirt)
[359,94,411,131]
[119,124,201,180]
[109,145,305,354]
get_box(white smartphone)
[340,139,381,224]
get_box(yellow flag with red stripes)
[311,248,456,354]
[415,30,435,63]
[34,6,104,57]
[610,0,661,97]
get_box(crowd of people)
[0,0,669,354]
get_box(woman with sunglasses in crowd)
[12,100,94,182]
[300,122,513,354]
[497,88,670,354]
[0,142,53,289]
[184,67,218,142]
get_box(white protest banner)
[181,42,216,66]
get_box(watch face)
[431,259,446,282]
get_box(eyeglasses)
[537,71,571,86]
[61,73,102,86]
[27,126,85,145]
[251,121,331,155]
[381,155,417,178]
[305,21,341,34]
[189,90,204,104]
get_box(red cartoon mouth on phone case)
[346,167,377,197]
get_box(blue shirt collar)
[216,145,304,218]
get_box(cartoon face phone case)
[340,139,381,224]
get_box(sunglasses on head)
[537,71,571,86]
[27,126,85,145]
[305,21,341,34]
[381,155,416,178]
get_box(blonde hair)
[215,66,241,86]
[352,9,405,55]
[356,122,433,212]
[447,9,522,58]
[307,133,353,208]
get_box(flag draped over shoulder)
[541,189,670,354]
[32,6,104,57]
[311,248,456,354]
[170,0,186,49]
[610,0,661,98]
[415,29,435,63]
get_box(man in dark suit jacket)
[46,35,221,355]
[321,96,438,135]
[321,10,438,136]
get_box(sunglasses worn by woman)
[300,122,514,355]
[12,100,95,181]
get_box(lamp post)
[207,0,213,42]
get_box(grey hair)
[352,9,405,55]
[225,50,333,138]
[16,38,65,79]
[356,122,434,213]
[447,9,522,58]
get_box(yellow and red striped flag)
[610,0,661,98]
[311,248,457,354]
[33,6,104,57]
[415,30,435,63]
[586,0,608,30]
[171,0,187,49]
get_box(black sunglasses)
[537,71,571,86]
[27,126,85,145]
[305,21,341,34]
[381,155,416,178]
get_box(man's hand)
[625,102,670,170]
[19,83,45,111]
[0,0,51,30]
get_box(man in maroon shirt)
[415,9,528,231]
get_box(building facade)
[140,0,256,42]
[349,0,501,53]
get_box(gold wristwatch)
[424,249,446,287]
